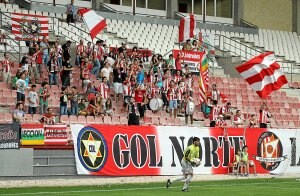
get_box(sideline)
[1,180,299,196]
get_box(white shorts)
[113,82,123,94]
[181,159,193,174]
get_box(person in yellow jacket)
[241,145,257,176]
[166,137,201,192]
[234,149,246,176]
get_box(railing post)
[19,41,21,63]
[0,12,2,29]
[291,62,293,83]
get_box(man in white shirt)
[100,61,113,85]
[16,72,27,104]
[28,84,39,114]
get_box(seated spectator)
[220,102,233,120]
[241,145,257,176]
[86,99,97,116]
[13,103,27,123]
[40,107,56,125]
[233,149,246,176]
[95,95,105,117]
[104,98,113,117]
[216,114,227,128]
[182,39,192,50]
[233,110,244,128]
[248,114,258,128]
[78,99,87,116]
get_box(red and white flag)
[78,8,107,40]
[12,13,48,40]
[178,14,196,42]
[235,52,288,99]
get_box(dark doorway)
[178,3,188,13]
[110,0,120,5]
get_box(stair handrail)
[215,34,261,60]
[0,11,31,62]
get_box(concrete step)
[33,164,76,176]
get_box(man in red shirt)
[39,107,56,125]
[233,110,244,128]
[220,102,233,120]
[175,53,183,72]
[98,77,110,104]
[208,100,219,127]
[76,39,86,66]
[1,52,13,83]
[167,80,178,118]
[134,84,146,119]
[259,103,272,128]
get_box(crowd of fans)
[0,9,272,127]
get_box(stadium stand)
[0,1,297,132]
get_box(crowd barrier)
[71,125,300,175]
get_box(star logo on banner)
[82,132,102,166]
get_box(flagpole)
[260,98,279,128]
[242,104,250,146]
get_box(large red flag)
[78,9,107,40]
[235,52,288,99]
[178,14,196,42]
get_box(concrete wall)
[0,149,33,176]
[242,0,293,31]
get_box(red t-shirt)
[134,89,146,103]
[175,58,182,70]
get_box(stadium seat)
[78,116,87,124]
[86,116,95,124]
[103,116,112,124]
[60,115,69,124]
[69,115,78,124]
[119,116,128,125]
[111,116,120,124]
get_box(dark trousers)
[67,14,74,23]
[259,123,267,128]
[28,107,37,114]
[137,103,145,118]
[128,113,140,125]
[210,121,216,127]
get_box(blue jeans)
[92,59,100,77]
[60,105,68,115]
[76,55,81,66]
[42,54,49,65]
[49,73,57,85]
[58,57,62,68]
[71,105,78,115]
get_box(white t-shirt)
[28,91,38,107]
[101,67,113,80]
[16,79,26,94]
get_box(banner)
[172,50,205,73]
[0,123,20,149]
[44,124,68,145]
[21,124,44,145]
[11,13,49,40]
[71,125,300,176]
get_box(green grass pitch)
[0,178,299,196]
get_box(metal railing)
[216,34,261,61]
[240,19,258,29]
[0,11,27,62]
